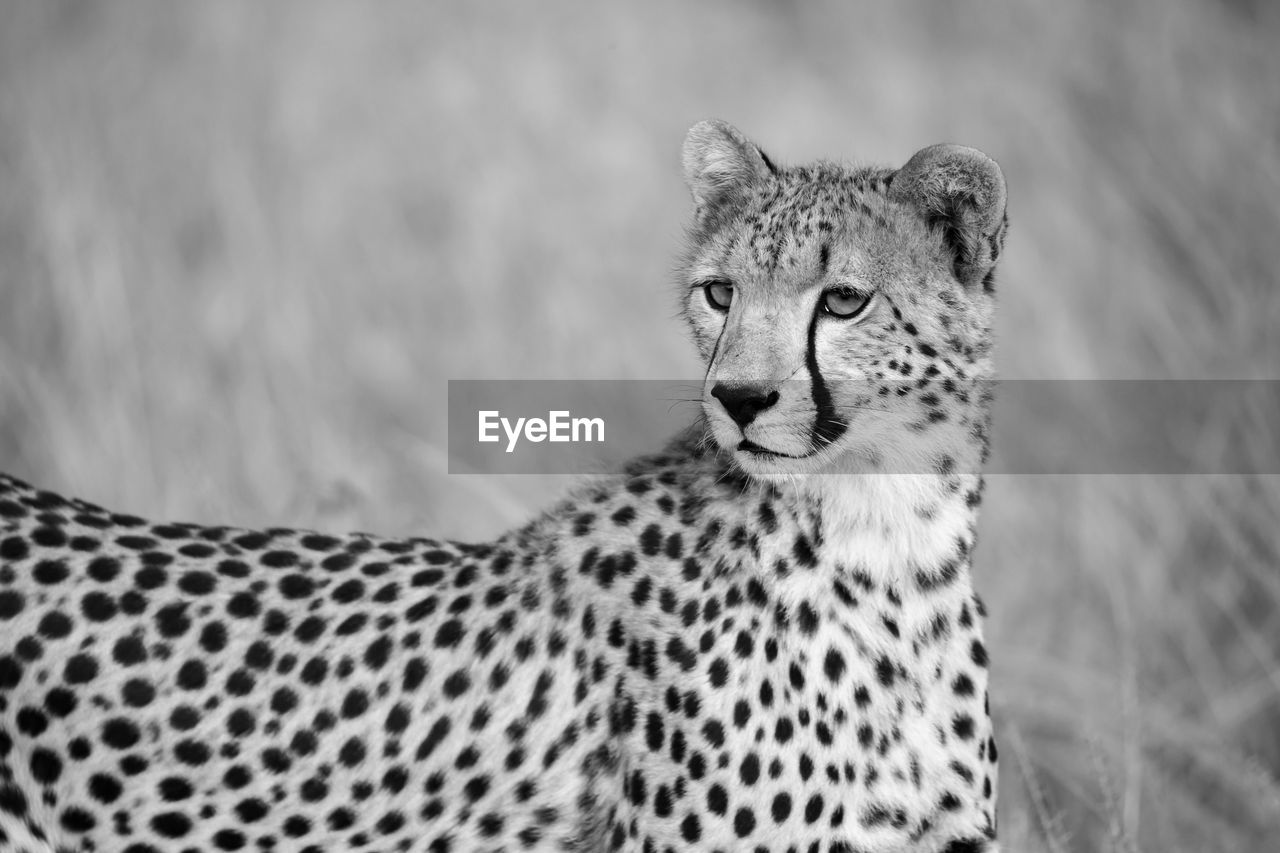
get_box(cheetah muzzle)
[0,120,1007,853]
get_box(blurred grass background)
[1,1,1278,849]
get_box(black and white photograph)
[0,3,1277,851]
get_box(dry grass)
[1,2,1278,849]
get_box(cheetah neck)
[808,473,979,576]
[744,471,982,617]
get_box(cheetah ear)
[682,119,777,214]
[890,144,1008,290]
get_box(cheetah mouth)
[736,439,815,460]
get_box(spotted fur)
[0,120,1007,852]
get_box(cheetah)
[0,120,1008,852]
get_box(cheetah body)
[0,121,1007,853]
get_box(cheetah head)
[679,120,1008,479]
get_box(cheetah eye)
[703,281,734,312]
[821,288,871,319]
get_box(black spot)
[416,717,451,761]
[0,655,22,689]
[876,655,895,687]
[60,805,97,833]
[233,532,269,551]
[261,549,297,568]
[335,614,368,636]
[33,559,70,584]
[235,797,270,822]
[212,828,248,850]
[119,589,147,615]
[227,592,261,619]
[195,622,227,656]
[971,639,988,667]
[442,671,471,700]
[121,678,156,707]
[44,686,77,717]
[32,526,67,547]
[283,814,313,837]
[709,657,729,687]
[300,778,328,802]
[644,711,666,752]
[823,648,846,682]
[771,791,792,823]
[226,707,256,737]
[792,534,817,568]
[639,524,663,556]
[653,784,672,817]
[174,739,212,766]
[296,656,328,686]
[774,717,794,744]
[293,616,327,644]
[332,579,365,604]
[278,573,314,599]
[226,668,255,696]
[243,640,274,671]
[150,811,193,838]
[434,619,465,648]
[159,777,193,801]
[463,774,491,803]
[403,658,428,691]
[301,534,341,551]
[79,591,118,622]
[36,611,72,640]
[376,810,407,834]
[679,811,702,842]
[101,717,141,749]
[218,559,250,579]
[0,590,25,620]
[134,564,168,589]
[88,773,123,804]
[119,753,147,776]
[943,838,987,853]
[155,602,192,638]
[14,636,40,661]
[17,707,49,736]
[169,705,200,731]
[525,669,554,718]
[796,601,819,635]
[362,635,392,671]
[178,571,217,596]
[29,746,62,784]
[64,653,99,684]
[178,542,216,558]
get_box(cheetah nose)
[711,382,780,429]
